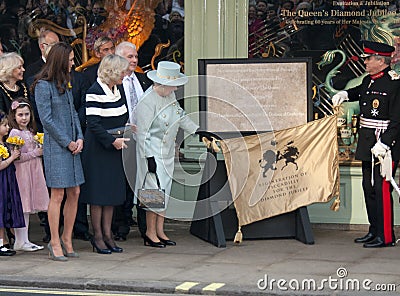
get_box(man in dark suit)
[82,36,115,86]
[25,29,59,83]
[113,41,151,240]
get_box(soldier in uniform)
[333,41,400,248]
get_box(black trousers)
[361,160,396,244]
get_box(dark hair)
[31,42,72,94]
[7,97,37,133]
[0,109,6,124]
[282,1,294,11]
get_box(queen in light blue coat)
[135,61,198,248]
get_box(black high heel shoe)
[158,237,176,246]
[104,240,123,253]
[90,239,112,254]
[143,235,166,248]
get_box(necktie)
[129,76,138,124]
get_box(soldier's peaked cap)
[361,40,395,58]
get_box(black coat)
[82,63,99,87]
[0,81,30,114]
[80,81,129,206]
[24,58,45,84]
[347,67,400,161]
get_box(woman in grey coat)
[136,61,198,248]
[33,42,84,261]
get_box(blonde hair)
[97,54,128,85]
[0,52,24,83]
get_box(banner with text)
[220,115,339,227]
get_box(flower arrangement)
[6,136,24,160]
[0,144,9,159]
[67,82,72,89]
[6,136,25,147]
[85,24,128,51]
[34,133,44,147]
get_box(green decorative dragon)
[317,50,368,97]
[316,14,399,112]
[360,14,400,73]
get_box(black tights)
[90,205,116,249]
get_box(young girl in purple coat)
[0,110,24,256]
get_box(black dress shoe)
[74,232,93,241]
[114,233,127,241]
[354,232,375,243]
[158,237,176,246]
[363,237,395,248]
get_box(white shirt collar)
[97,77,121,99]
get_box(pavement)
[0,218,400,296]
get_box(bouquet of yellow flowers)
[34,132,44,147]
[0,144,9,160]
[6,136,25,160]
[6,136,25,147]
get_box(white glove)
[331,91,349,106]
[371,140,390,158]
[380,150,392,181]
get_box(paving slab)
[0,219,399,295]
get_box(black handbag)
[106,126,131,138]
[138,172,166,209]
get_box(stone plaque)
[199,59,312,133]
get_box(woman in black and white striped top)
[80,54,129,254]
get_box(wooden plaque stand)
[190,152,315,248]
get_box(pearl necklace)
[0,82,28,102]
[3,83,18,91]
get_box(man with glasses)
[24,29,59,82]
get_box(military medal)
[370,99,379,117]
[389,70,400,80]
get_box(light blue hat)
[147,61,188,86]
